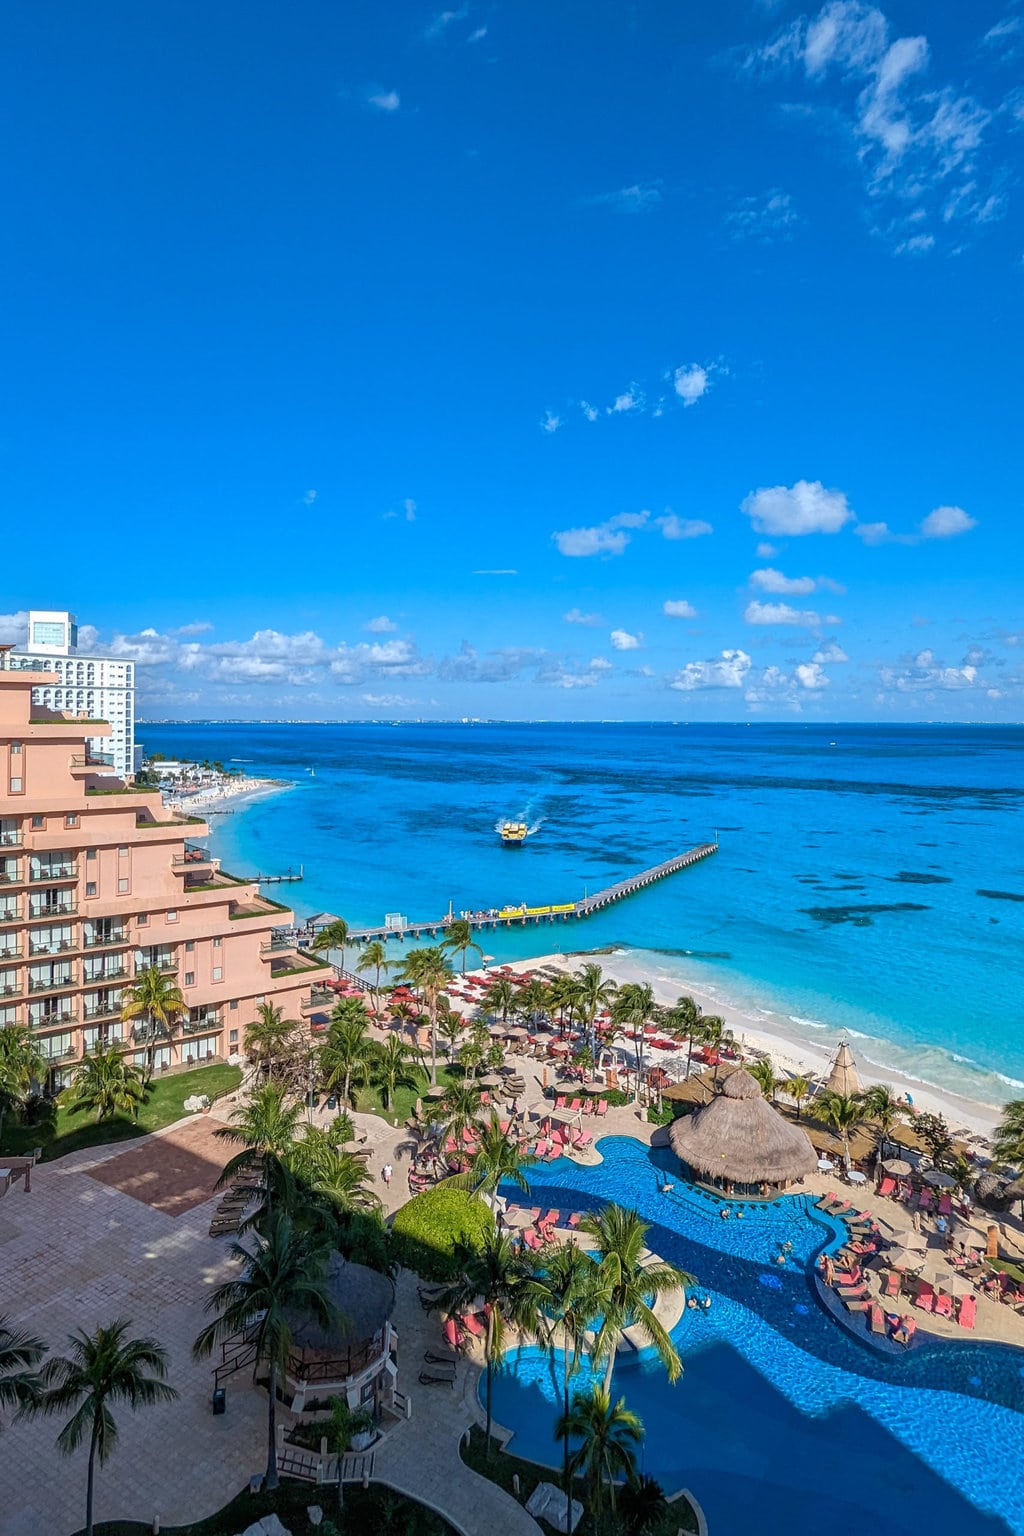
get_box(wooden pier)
[333,840,718,946]
[252,866,304,884]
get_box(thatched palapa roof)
[823,1040,860,1097]
[287,1254,395,1354]
[669,1068,817,1187]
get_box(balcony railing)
[0,831,23,848]
[29,904,77,920]
[302,986,335,1013]
[0,867,23,886]
[28,866,78,883]
[84,1001,123,1021]
[0,908,22,926]
[31,1010,77,1027]
[0,944,22,961]
[82,931,128,950]
[0,983,18,998]
[172,845,214,867]
[29,938,79,956]
[71,753,115,768]
[260,937,298,956]
[134,958,177,977]
[84,965,128,984]
[182,1016,221,1035]
[27,974,76,994]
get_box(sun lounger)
[842,1296,871,1312]
[442,1318,462,1349]
[567,1211,581,1226]
[837,1283,870,1300]
[877,1176,897,1198]
[938,1193,953,1216]
[461,1311,486,1337]
[555,1096,567,1109]
[596,1100,608,1116]
[524,1228,544,1251]
[540,1209,559,1229]
[418,1282,448,1304]
[870,1304,887,1335]
[572,1130,592,1148]
[918,1189,933,1210]
[933,1292,954,1319]
[914,1282,935,1312]
[882,1271,901,1299]
[958,1294,976,1329]
[569,1098,584,1113]
[419,1366,456,1387]
[424,1348,459,1365]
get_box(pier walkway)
[331,840,717,946]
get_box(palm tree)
[0,1314,45,1415]
[310,917,349,966]
[395,947,453,1086]
[319,1003,374,1107]
[193,1218,335,1491]
[436,1009,467,1060]
[517,978,550,1023]
[555,1384,643,1521]
[784,1073,811,1121]
[437,1081,485,1151]
[287,1126,380,1216]
[699,1016,733,1088]
[546,973,582,1035]
[617,1473,669,1536]
[664,995,703,1080]
[0,1024,47,1144]
[860,1083,907,1161]
[371,1035,424,1111]
[120,967,186,1079]
[63,1045,145,1124]
[994,1099,1024,1166]
[526,1245,611,1523]
[30,1320,177,1536]
[612,982,656,1102]
[244,1002,298,1081]
[215,1082,303,1215]
[575,963,618,1047]
[357,939,392,1015]
[441,918,483,975]
[437,1228,533,1450]
[817,1089,866,1168]
[482,974,518,1024]
[748,1056,777,1101]
[581,1204,692,1392]
[459,1113,536,1208]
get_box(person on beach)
[382,1163,393,1188]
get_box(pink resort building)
[0,648,330,1086]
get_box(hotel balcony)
[0,831,23,848]
[29,904,77,921]
[27,973,77,994]
[260,936,298,957]
[134,956,177,977]
[28,865,79,884]
[29,937,79,957]
[31,1009,78,1028]
[82,930,128,950]
[0,865,24,886]
[0,908,23,926]
[83,1000,123,1022]
[301,985,335,1016]
[0,942,23,962]
[70,753,116,773]
[172,844,217,871]
[84,964,129,984]
[182,1014,221,1036]
[40,1044,79,1063]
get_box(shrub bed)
[390,1182,494,1280]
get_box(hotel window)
[185,940,194,953]
[117,878,128,893]
[86,882,97,898]
[213,936,222,949]
[229,998,238,1010]
[118,846,128,858]
[167,910,178,923]
[86,848,96,861]
[212,966,223,982]
[137,913,148,927]
[229,1029,238,1045]
[184,971,195,987]
[10,743,21,755]
[31,815,43,829]
[65,814,79,829]
[9,777,22,794]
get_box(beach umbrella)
[503,1207,535,1229]
[489,1024,507,1037]
[888,1247,926,1272]
[935,1270,972,1297]
[580,1079,606,1094]
[479,1073,503,1089]
[888,1227,927,1250]
[507,1026,529,1039]
[923,1168,957,1189]
[425,1084,447,1100]
[882,1158,913,1176]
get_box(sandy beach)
[166,775,292,816]
[473,950,1002,1143]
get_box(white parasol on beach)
[922,1168,957,1189]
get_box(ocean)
[139,722,1024,1113]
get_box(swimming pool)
[489,1136,1024,1536]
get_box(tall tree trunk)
[602,1339,616,1395]
[86,1421,99,1536]
[429,995,438,1086]
[484,1347,493,1451]
[685,1036,693,1080]
[562,1341,572,1527]
[266,1359,279,1490]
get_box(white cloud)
[668,649,752,691]
[553,509,649,558]
[0,610,28,644]
[608,384,645,415]
[744,600,838,627]
[813,640,849,663]
[662,599,698,619]
[468,26,487,43]
[580,401,600,422]
[795,661,830,690]
[919,504,976,539]
[473,569,518,576]
[581,182,663,214]
[610,629,644,651]
[173,621,214,636]
[368,89,401,112]
[727,188,800,242]
[303,489,317,506]
[755,541,779,558]
[563,608,604,626]
[854,520,897,546]
[749,567,817,595]
[541,410,562,434]
[741,479,853,535]
[743,2,1003,250]
[360,692,417,708]
[656,513,713,540]
[365,615,398,633]
[880,647,985,692]
[383,497,417,523]
[588,657,613,672]
[672,364,711,406]
[424,6,468,38]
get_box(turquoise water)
[489,1137,1024,1535]
[139,721,1024,1108]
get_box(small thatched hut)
[822,1040,860,1097]
[669,1068,817,1195]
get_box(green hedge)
[390,1183,494,1281]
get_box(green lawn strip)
[351,1061,463,1128]
[0,1063,242,1162]
[78,1478,456,1535]
[460,1424,698,1535]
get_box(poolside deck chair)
[877,1176,896,1198]
[419,1366,456,1387]
[837,1283,870,1300]
[938,1193,953,1216]
[418,1282,448,1306]
[596,1099,608,1116]
[883,1270,901,1299]
[918,1189,933,1210]
[555,1095,567,1109]
[523,1228,544,1251]
[461,1310,486,1337]
[933,1292,954,1319]
[424,1348,459,1366]
[913,1282,935,1312]
[572,1130,592,1148]
[442,1318,462,1350]
[569,1098,584,1113]
[958,1294,976,1329]
[870,1304,887,1335]
[567,1211,581,1227]
[540,1209,559,1229]
[842,1296,871,1312]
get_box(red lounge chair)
[837,1282,870,1299]
[870,1304,887,1335]
[596,1100,608,1116]
[918,1189,933,1210]
[914,1282,935,1312]
[540,1209,559,1230]
[842,1296,871,1312]
[572,1130,592,1148]
[569,1098,584,1113]
[555,1096,567,1109]
[443,1317,462,1349]
[958,1294,976,1329]
[933,1292,954,1319]
[523,1229,544,1251]
[567,1211,581,1227]
[883,1271,901,1299]
[877,1176,896,1197]
[938,1194,953,1216]
[461,1311,486,1336]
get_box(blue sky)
[1,1,1021,720]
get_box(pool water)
[490,1137,1024,1536]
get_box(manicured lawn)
[0,1063,242,1162]
[460,1424,699,1535]
[352,1060,464,1127]
[80,1479,456,1535]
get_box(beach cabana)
[822,1040,861,1097]
[668,1068,817,1196]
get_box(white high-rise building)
[9,610,139,778]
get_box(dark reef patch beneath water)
[976,888,1024,903]
[800,902,931,928]
[886,871,953,885]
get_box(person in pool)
[721,1208,732,1219]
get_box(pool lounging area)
[491,1136,1024,1536]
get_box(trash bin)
[212,1387,226,1415]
